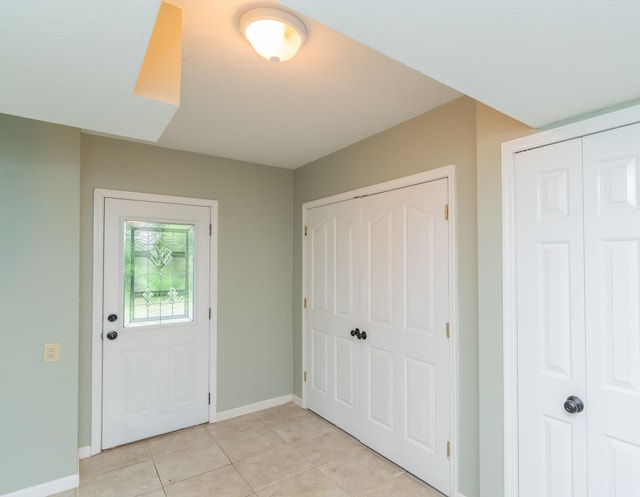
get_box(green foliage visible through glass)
[124,221,194,326]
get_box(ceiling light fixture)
[239,7,307,64]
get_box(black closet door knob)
[106,331,118,340]
[563,395,584,414]
[361,330,367,340]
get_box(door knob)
[107,314,118,322]
[106,331,118,340]
[349,328,368,340]
[563,395,584,414]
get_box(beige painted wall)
[79,135,294,446]
[293,97,480,496]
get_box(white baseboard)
[0,474,78,497]
[78,446,92,460]
[292,394,303,407]
[215,394,295,421]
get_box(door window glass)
[124,221,194,326]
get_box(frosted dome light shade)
[240,8,307,63]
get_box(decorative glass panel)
[124,221,194,327]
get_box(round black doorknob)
[564,395,584,414]
[107,314,118,322]
[361,330,367,340]
[351,329,357,337]
[106,331,118,340]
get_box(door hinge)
[209,223,212,236]
[445,204,449,220]
[446,322,450,338]
[304,371,307,382]
[447,441,451,458]
[304,225,308,236]
[208,393,211,405]
[303,298,307,309]
[209,308,212,320]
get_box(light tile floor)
[54,403,444,497]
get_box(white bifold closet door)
[515,123,640,497]
[306,178,451,495]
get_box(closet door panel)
[514,138,588,497]
[306,200,360,434]
[360,179,450,494]
[305,177,451,495]
[583,123,640,496]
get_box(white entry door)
[102,198,211,449]
[514,123,640,496]
[305,178,451,495]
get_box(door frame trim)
[301,166,459,495]
[91,188,218,455]
[501,103,640,496]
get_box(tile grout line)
[146,439,167,496]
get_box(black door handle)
[349,328,367,340]
[106,331,118,340]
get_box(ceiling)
[2,1,640,168]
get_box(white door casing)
[304,173,454,495]
[92,190,218,454]
[504,115,640,497]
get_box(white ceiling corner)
[279,0,640,129]
[0,0,176,141]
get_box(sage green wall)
[475,104,533,497]
[293,97,480,496]
[78,135,294,446]
[0,99,535,497]
[0,114,80,494]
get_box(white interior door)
[583,124,640,496]
[514,139,588,497]
[515,122,640,496]
[359,179,450,494]
[306,199,361,435]
[102,198,211,449]
[305,178,451,495]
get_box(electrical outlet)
[43,343,60,363]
